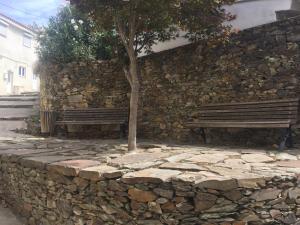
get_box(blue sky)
[0,0,68,26]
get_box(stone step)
[0,92,39,96]
[0,101,37,106]
[0,97,39,102]
[0,105,34,109]
[0,108,36,119]
[0,120,27,129]
[20,91,39,95]
[0,94,38,97]
[0,117,27,121]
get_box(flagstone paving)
[0,137,300,182]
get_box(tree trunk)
[127,58,140,151]
[115,7,140,151]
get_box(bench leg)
[199,128,207,144]
[287,128,294,148]
[50,126,55,136]
[190,128,207,144]
[120,124,127,139]
[279,127,293,151]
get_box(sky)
[0,0,68,26]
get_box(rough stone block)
[196,178,238,191]
[194,192,218,211]
[122,168,181,184]
[79,165,123,181]
[110,153,169,167]
[241,154,275,163]
[48,160,101,176]
[21,155,78,170]
[251,188,281,202]
[128,188,157,203]
[159,162,207,171]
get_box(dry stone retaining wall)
[1,139,300,224]
[1,153,300,224]
[39,16,300,145]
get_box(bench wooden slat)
[187,123,291,128]
[64,111,128,113]
[63,115,128,118]
[188,120,294,124]
[56,108,129,127]
[197,117,298,122]
[199,102,299,110]
[63,114,127,116]
[199,106,298,114]
[187,121,293,128]
[63,111,128,114]
[199,111,297,116]
[63,109,127,112]
[187,99,300,129]
[187,98,299,149]
[63,112,128,114]
[56,120,127,125]
[198,98,299,108]
[62,117,127,119]
[198,112,297,117]
[63,107,127,110]
[199,114,297,118]
[200,101,298,109]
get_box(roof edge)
[0,12,36,34]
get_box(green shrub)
[37,6,116,63]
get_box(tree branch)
[115,16,130,53]
[128,0,138,55]
[136,33,154,53]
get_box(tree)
[37,6,116,64]
[71,0,235,151]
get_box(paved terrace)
[0,138,299,182]
[1,137,300,224]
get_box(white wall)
[224,0,292,30]
[150,0,292,54]
[0,17,38,95]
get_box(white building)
[151,0,297,53]
[224,0,293,30]
[0,13,39,95]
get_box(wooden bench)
[187,98,300,150]
[56,108,129,137]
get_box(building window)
[19,66,26,78]
[23,34,32,48]
[0,23,7,37]
[3,73,9,82]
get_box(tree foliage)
[37,6,116,63]
[71,0,235,150]
[71,0,234,55]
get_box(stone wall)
[39,16,300,145]
[1,140,300,225]
[39,61,128,111]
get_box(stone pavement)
[1,138,300,186]
[0,121,28,138]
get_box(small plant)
[37,6,116,63]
